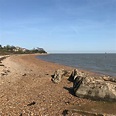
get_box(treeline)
[0,45,47,55]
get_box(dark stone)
[22,73,26,76]
[0,64,4,66]
[27,101,36,106]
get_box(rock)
[52,69,69,83]
[73,75,116,101]
[0,63,4,66]
[22,73,26,76]
[1,73,6,76]
[65,101,70,105]
[6,70,10,73]
[3,69,9,73]
[66,109,116,116]
[51,68,116,101]
[19,113,22,116]
[102,76,116,83]
[0,56,8,61]
[0,69,9,76]
[0,69,10,76]
[27,101,36,106]
[69,69,86,82]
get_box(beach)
[0,54,115,116]
[0,54,92,115]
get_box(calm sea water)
[37,54,116,77]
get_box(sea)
[37,54,116,77]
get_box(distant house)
[13,47,27,52]
[13,47,19,52]
[21,48,27,52]
[0,45,47,55]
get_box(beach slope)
[0,54,91,115]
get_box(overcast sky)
[0,0,116,53]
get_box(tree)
[0,45,2,49]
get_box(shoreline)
[0,54,115,115]
[37,54,116,78]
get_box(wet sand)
[0,54,115,116]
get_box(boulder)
[73,71,116,101]
[52,69,69,83]
[102,76,116,83]
[69,69,86,81]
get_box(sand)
[0,54,93,116]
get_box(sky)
[0,0,116,53]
